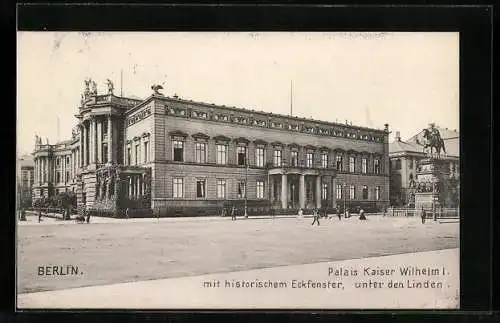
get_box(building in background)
[16,155,34,208]
[389,126,459,206]
[31,79,391,216]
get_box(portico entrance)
[268,166,336,210]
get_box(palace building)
[31,80,390,217]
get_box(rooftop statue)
[91,80,98,95]
[151,84,164,95]
[106,79,114,94]
[422,123,446,158]
[84,79,90,97]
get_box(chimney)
[395,131,401,142]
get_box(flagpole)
[120,69,123,97]
[290,80,293,116]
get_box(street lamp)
[292,183,295,208]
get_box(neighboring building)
[16,155,35,208]
[32,79,390,216]
[389,126,459,206]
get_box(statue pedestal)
[414,158,450,213]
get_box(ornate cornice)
[192,132,210,140]
[169,130,188,137]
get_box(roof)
[390,126,459,157]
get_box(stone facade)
[32,81,390,216]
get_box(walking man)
[311,208,320,226]
[298,208,303,218]
[421,209,426,224]
[38,210,42,223]
[359,208,366,220]
[337,208,342,221]
[125,207,130,219]
[85,208,90,223]
[231,205,237,221]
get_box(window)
[374,159,381,174]
[306,152,314,168]
[102,121,108,135]
[321,153,328,168]
[290,151,298,166]
[196,179,206,198]
[375,186,380,200]
[256,181,264,199]
[56,172,61,183]
[362,185,368,199]
[395,159,401,170]
[408,158,413,169]
[135,144,140,165]
[255,147,265,167]
[237,146,247,165]
[173,178,183,198]
[349,156,355,172]
[195,142,207,163]
[349,185,355,199]
[216,144,227,165]
[56,158,60,167]
[237,181,246,198]
[217,180,226,199]
[336,184,343,199]
[273,149,282,167]
[102,144,108,164]
[361,158,367,174]
[66,171,69,183]
[336,155,343,171]
[144,141,149,162]
[127,147,131,165]
[322,183,328,200]
[66,156,70,165]
[173,140,184,162]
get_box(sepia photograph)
[16,32,460,309]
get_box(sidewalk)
[17,248,459,309]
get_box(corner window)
[375,186,381,200]
[237,180,246,198]
[374,159,381,174]
[336,184,342,199]
[256,181,264,199]
[322,183,328,200]
[361,158,367,174]
[349,185,355,199]
[321,153,328,168]
[336,155,343,171]
[217,180,226,199]
[362,185,368,199]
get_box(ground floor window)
[336,184,342,199]
[173,178,183,198]
[375,186,380,200]
[217,180,226,199]
[256,181,264,199]
[349,185,355,199]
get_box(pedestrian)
[126,207,130,219]
[231,205,236,221]
[86,209,90,223]
[421,210,426,224]
[38,210,42,223]
[311,208,320,226]
[337,208,342,220]
[298,208,303,218]
[359,208,366,220]
[270,207,276,219]
[383,208,387,217]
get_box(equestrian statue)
[421,123,446,158]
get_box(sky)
[17,32,459,156]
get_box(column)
[108,116,113,163]
[281,173,288,209]
[299,174,305,209]
[93,119,98,164]
[316,175,321,208]
[96,119,102,164]
[82,124,87,166]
